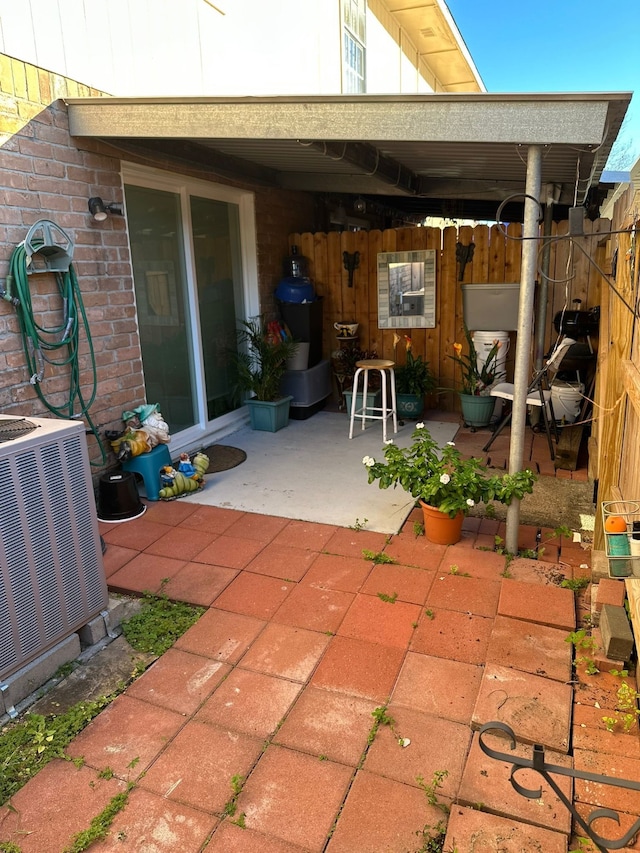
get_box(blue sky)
[446,0,639,169]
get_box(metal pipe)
[506,145,542,554]
[529,201,554,429]
[535,202,554,369]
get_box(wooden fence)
[592,185,640,551]
[290,220,609,411]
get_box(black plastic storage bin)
[277,297,323,368]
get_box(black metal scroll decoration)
[478,722,640,852]
[343,251,360,287]
[455,241,475,281]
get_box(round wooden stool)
[348,359,398,442]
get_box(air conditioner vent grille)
[0,418,107,682]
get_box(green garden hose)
[7,242,107,465]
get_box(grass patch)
[0,590,203,809]
[0,695,115,806]
[121,588,204,655]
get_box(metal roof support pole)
[505,144,542,555]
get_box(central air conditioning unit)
[0,415,108,684]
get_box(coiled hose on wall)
[6,242,107,465]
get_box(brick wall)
[0,56,141,469]
[0,54,317,469]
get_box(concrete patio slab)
[392,653,483,724]
[445,804,568,852]
[193,668,302,738]
[486,615,573,682]
[237,745,353,851]
[458,731,573,835]
[273,685,377,765]
[472,663,572,753]
[324,769,448,853]
[498,577,576,630]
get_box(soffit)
[384,0,484,91]
[66,92,631,220]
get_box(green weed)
[349,517,368,531]
[412,770,451,852]
[0,695,115,805]
[565,629,596,651]
[417,770,450,812]
[223,774,245,817]
[448,566,470,577]
[568,837,596,852]
[560,577,589,591]
[377,591,398,603]
[362,549,396,564]
[62,784,134,853]
[366,706,405,747]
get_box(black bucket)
[97,471,146,523]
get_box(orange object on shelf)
[604,515,627,533]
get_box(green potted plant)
[332,346,381,412]
[363,423,535,544]
[394,335,436,419]
[235,317,299,431]
[450,324,502,429]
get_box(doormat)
[202,445,247,473]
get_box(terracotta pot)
[419,501,464,545]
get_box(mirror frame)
[376,249,436,329]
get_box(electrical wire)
[7,243,107,465]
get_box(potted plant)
[450,324,502,429]
[235,317,299,431]
[332,346,380,412]
[363,423,536,544]
[394,335,436,419]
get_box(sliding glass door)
[123,166,257,444]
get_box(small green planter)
[396,393,424,419]
[459,393,495,428]
[344,389,380,413]
[246,396,292,432]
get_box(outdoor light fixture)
[88,197,123,221]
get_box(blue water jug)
[275,276,316,303]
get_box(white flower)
[466,499,475,507]
[416,422,425,429]
[447,441,456,447]
[384,439,394,445]
[439,473,451,485]
[362,456,375,467]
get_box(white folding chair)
[482,337,577,460]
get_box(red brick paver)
[0,424,606,853]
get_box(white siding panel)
[0,0,436,96]
[366,16,400,94]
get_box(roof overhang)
[66,92,631,221]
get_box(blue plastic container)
[275,276,315,304]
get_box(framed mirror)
[377,250,436,329]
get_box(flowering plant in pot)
[394,335,436,418]
[449,324,503,428]
[363,423,535,543]
[450,324,501,396]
